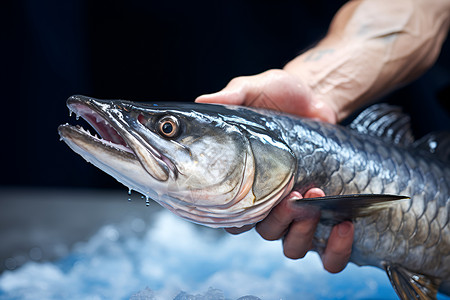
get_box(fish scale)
[59,96,449,299]
[271,114,450,284]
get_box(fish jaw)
[58,95,297,228]
[58,96,258,223]
[58,124,157,192]
[58,95,172,195]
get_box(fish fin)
[384,263,441,300]
[296,194,408,224]
[349,104,414,146]
[414,131,450,162]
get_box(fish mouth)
[58,95,170,181]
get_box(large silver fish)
[58,95,449,300]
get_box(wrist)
[282,65,339,124]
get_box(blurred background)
[1,1,450,298]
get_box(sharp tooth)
[76,114,80,120]
[69,111,73,117]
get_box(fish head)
[58,96,296,228]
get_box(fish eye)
[157,115,180,138]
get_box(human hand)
[196,70,353,273]
[195,69,337,124]
[226,189,354,273]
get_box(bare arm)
[285,0,450,121]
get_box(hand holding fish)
[58,0,450,297]
[226,188,354,273]
[196,69,338,124]
[196,71,355,273]
[59,95,450,298]
[257,190,354,274]
[196,0,450,277]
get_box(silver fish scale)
[273,116,450,280]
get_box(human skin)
[196,0,450,273]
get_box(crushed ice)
[0,210,406,300]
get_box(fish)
[58,95,450,300]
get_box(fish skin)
[59,96,449,297]
[267,113,450,295]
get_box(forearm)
[284,0,450,122]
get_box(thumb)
[195,89,245,105]
[195,76,252,105]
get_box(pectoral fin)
[384,263,441,300]
[294,194,408,225]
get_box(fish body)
[274,110,450,298]
[59,95,449,299]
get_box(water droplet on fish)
[126,189,133,202]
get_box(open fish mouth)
[63,102,134,154]
[58,95,171,181]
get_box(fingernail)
[288,196,302,202]
[338,222,351,237]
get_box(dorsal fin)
[414,132,450,162]
[384,263,441,300]
[349,104,414,146]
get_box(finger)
[281,189,324,259]
[282,214,320,259]
[255,191,305,241]
[321,221,354,273]
[195,90,245,105]
[195,77,249,105]
[304,188,325,198]
[225,224,255,235]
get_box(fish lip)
[58,123,137,159]
[66,96,133,151]
[62,95,171,181]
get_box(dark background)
[3,0,450,190]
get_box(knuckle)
[328,247,352,263]
[228,76,247,86]
[292,220,317,237]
